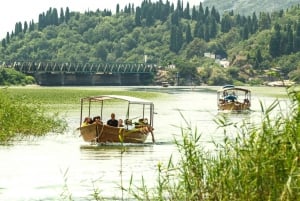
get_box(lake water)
[0,86,290,201]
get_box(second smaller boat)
[217,85,251,112]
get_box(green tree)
[285,24,294,54]
[294,22,300,52]
[269,23,281,58]
[65,7,70,23]
[254,49,263,69]
[95,42,108,61]
[183,2,191,19]
[258,12,271,31]
[1,39,6,48]
[186,38,207,59]
[194,21,204,39]
[60,8,65,24]
[221,14,232,33]
[186,23,192,44]
[135,7,142,26]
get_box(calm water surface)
[0,86,289,200]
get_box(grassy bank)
[5,86,163,104]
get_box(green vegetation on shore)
[0,67,35,86]
[0,89,67,144]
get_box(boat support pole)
[151,131,155,143]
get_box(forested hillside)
[1,0,300,86]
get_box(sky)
[0,0,202,38]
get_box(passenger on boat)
[81,117,92,127]
[107,113,118,127]
[93,116,103,124]
[225,94,237,102]
[118,119,124,127]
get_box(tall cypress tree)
[65,7,70,23]
[194,21,204,39]
[191,6,198,21]
[6,32,10,44]
[183,2,190,19]
[252,12,258,33]
[254,49,263,69]
[186,23,192,44]
[170,25,177,52]
[1,39,6,48]
[286,24,294,54]
[294,22,300,52]
[221,14,233,33]
[175,26,183,53]
[171,11,179,26]
[23,21,28,33]
[204,23,210,42]
[135,7,142,26]
[269,23,281,58]
[210,17,218,39]
[60,8,65,24]
[242,25,249,40]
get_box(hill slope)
[203,0,300,16]
[1,1,300,86]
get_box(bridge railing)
[7,61,157,74]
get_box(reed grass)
[0,88,67,144]
[128,87,300,201]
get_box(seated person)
[107,113,118,127]
[118,119,124,127]
[93,116,103,124]
[81,117,92,127]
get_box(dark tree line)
[269,22,300,58]
[1,7,71,48]
[131,0,271,54]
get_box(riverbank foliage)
[129,87,300,200]
[0,89,67,144]
[1,1,300,85]
[0,67,35,86]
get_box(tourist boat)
[217,85,251,112]
[78,95,155,144]
[161,81,169,87]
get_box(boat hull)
[218,101,250,111]
[79,124,151,143]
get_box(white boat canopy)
[80,95,153,105]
